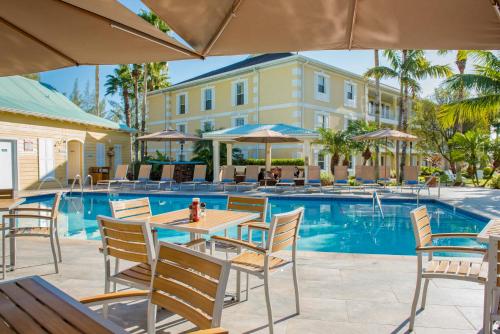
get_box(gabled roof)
[0,76,133,132]
[177,53,294,85]
[203,123,318,140]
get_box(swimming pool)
[23,193,489,255]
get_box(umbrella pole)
[265,143,272,172]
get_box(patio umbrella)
[234,129,299,171]
[137,128,200,161]
[142,0,499,56]
[0,0,201,76]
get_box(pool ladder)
[372,191,384,219]
[69,174,93,195]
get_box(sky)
[39,0,459,112]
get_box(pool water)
[24,193,489,256]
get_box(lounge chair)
[145,164,176,190]
[212,165,236,191]
[180,164,207,190]
[236,165,260,191]
[304,165,322,192]
[96,164,128,190]
[275,166,296,191]
[333,165,350,190]
[211,207,304,334]
[408,206,486,332]
[401,166,430,195]
[378,165,391,186]
[360,166,380,189]
[121,164,152,189]
[81,241,231,334]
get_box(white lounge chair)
[236,165,260,191]
[304,165,322,192]
[146,164,176,190]
[275,166,296,191]
[96,164,129,190]
[180,164,207,190]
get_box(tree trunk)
[134,78,139,163]
[95,65,100,117]
[454,57,467,184]
[374,50,381,179]
[123,90,131,127]
[399,50,408,183]
[141,63,148,160]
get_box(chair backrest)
[161,165,175,181]
[404,166,419,181]
[307,166,321,181]
[354,165,363,180]
[114,164,129,180]
[0,189,14,199]
[410,206,432,248]
[227,196,268,223]
[487,234,500,291]
[244,165,259,182]
[280,166,295,181]
[379,166,391,179]
[97,215,155,265]
[193,165,207,181]
[109,197,152,220]
[362,166,376,181]
[221,166,235,182]
[137,165,152,181]
[51,192,63,219]
[334,166,348,181]
[267,207,304,254]
[149,242,231,329]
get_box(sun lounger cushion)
[193,178,205,182]
[245,178,258,182]
[308,179,321,184]
[280,179,294,183]
[335,180,348,184]
[406,180,419,185]
[161,177,174,181]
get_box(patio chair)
[80,241,231,334]
[212,165,236,191]
[0,189,14,199]
[211,207,304,334]
[304,165,322,192]
[408,206,487,332]
[121,164,152,190]
[333,165,350,190]
[275,166,296,191]
[236,165,260,191]
[1,192,62,279]
[402,166,430,195]
[484,235,500,333]
[180,164,207,190]
[96,164,129,190]
[360,166,380,189]
[145,164,176,190]
[378,165,391,186]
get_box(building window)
[177,93,188,114]
[382,104,392,119]
[368,101,375,115]
[234,117,245,127]
[201,120,214,131]
[315,112,329,129]
[317,152,325,170]
[177,123,186,133]
[344,81,357,108]
[202,87,214,111]
[236,82,245,105]
[314,72,330,102]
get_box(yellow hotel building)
[147,53,403,172]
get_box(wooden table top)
[0,198,25,211]
[150,208,260,234]
[478,219,500,243]
[0,276,127,334]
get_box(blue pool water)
[24,193,490,255]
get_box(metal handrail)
[372,191,384,219]
[69,174,82,195]
[416,172,441,206]
[83,174,94,191]
[37,176,65,191]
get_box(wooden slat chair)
[211,207,304,334]
[304,165,322,192]
[0,189,14,199]
[146,165,176,190]
[180,164,208,190]
[81,241,231,334]
[96,164,129,191]
[408,206,487,332]
[236,165,260,191]
[333,165,350,190]
[484,235,500,333]
[1,192,63,279]
[275,166,296,192]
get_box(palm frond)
[438,94,500,127]
[443,74,499,94]
[364,66,398,80]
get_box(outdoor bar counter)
[146,160,204,183]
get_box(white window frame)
[314,111,329,130]
[314,72,330,102]
[231,79,248,106]
[38,138,55,179]
[201,87,215,111]
[344,81,357,108]
[232,116,247,127]
[176,92,188,115]
[200,119,215,131]
[176,122,187,134]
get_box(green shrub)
[483,167,493,179]
[490,175,500,189]
[420,166,443,176]
[320,171,333,185]
[241,158,305,166]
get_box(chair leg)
[409,272,423,332]
[49,230,59,274]
[147,303,157,334]
[292,260,300,314]
[484,285,492,334]
[2,225,6,280]
[264,271,274,334]
[421,278,430,309]
[113,258,120,292]
[245,273,250,301]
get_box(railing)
[37,176,65,191]
[416,172,441,206]
[372,191,384,219]
[69,174,94,195]
[83,174,94,191]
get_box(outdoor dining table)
[0,275,127,333]
[0,197,26,271]
[477,218,500,243]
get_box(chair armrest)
[191,328,228,334]
[11,207,52,213]
[416,246,486,254]
[79,290,148,306]
[2,214,52,221]
[211,235,266,254]
[432,233,478,239]
[238,222,269,232]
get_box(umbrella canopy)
[234,129,300,143]
[137,128,201,142]
[352,129,418,142]
[0,0,200,76]
[142,0,499,56]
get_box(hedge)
[237,158,305,166]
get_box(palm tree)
[439,51,500,128]
[131,64,142,162]
[373,49,382,176]
[345,120,380,165]
[365,50,452,181]
[449,130,490,186]
[317,128,351,174]
[95,65,100,117]
[105,65,132,127]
